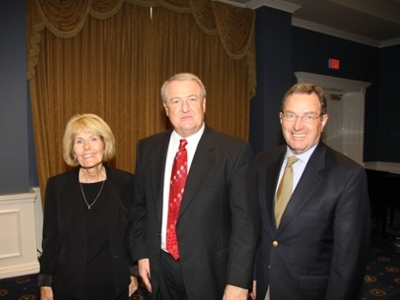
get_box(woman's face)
[72,130,104,169]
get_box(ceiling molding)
[380,37,400,48]
[328,0,400,25]
[292,18,380,47]
[214,0,400,47]
[212,0,300,12]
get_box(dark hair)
[281,83,327,115]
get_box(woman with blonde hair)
[38,114,138,300]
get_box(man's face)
[280,92,328,154]
[163,80,206,138]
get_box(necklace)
[80,180,105,209]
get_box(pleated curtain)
[27,0,257,203]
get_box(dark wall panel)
[377,45,400,162]
[291,27,381,162]
[0,0,30,194]
[250,7,292,155]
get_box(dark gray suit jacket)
[131,125,260,299]
[38,166,135,299]
[255,142,370,300]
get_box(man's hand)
[222,284,249,300]
[138,258,152,293]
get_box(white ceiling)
[214,0,400,47]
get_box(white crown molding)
[293,18,400,48]
[247,0,300,12]
[380,37,400,48]
[292,18,380,47]
[329,0,400,25]
[214,1,400,47]
[212,0,300,12]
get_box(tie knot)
[179,139,187,150]
[287,155,299,166]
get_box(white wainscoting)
[0,189,42,279]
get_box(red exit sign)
[329,58,340,70]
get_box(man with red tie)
[131,73,260,300]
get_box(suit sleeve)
[226,142,260,288]
[124,173,138,276]
[37,177,61,286]
[325,166,370,300]
[130,140,149,261]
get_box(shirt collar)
[171,123,205,145]
[285,142,319,164]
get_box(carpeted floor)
[0,276,149,300]
[1,210,400,300]
[363,235,400,300]
[362,207,400,300]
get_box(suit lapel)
[277,143,326,232]
[266,150,286,232]
[150,131,171,223]
[178,126,213,218]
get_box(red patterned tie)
[166,139,188,260]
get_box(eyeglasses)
[281,112,323,123]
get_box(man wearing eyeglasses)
[251,83,370,300]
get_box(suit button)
[268,265,270,269]
[113,254,118,259]
[156,255,159,260]
[272,241,279,247]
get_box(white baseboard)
[0,261,39,279]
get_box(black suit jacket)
[255,142,370,300]
[131,125,260,299]
[38,166,135,299]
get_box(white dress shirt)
[276,143,318,197]
[161,124,205,252]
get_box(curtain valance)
[28,0,256,96]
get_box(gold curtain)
[27,0,256,200]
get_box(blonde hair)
[161,73,207,103]
[62,114,116,166]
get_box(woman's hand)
[40,286,54,300]
[128,276,139,296]
[250,280,256,300]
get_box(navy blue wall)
[0,0,31,194]
[249,7,292,155]
[291,27,380,162]
[377,45,400,162]
[251,6,399,164]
